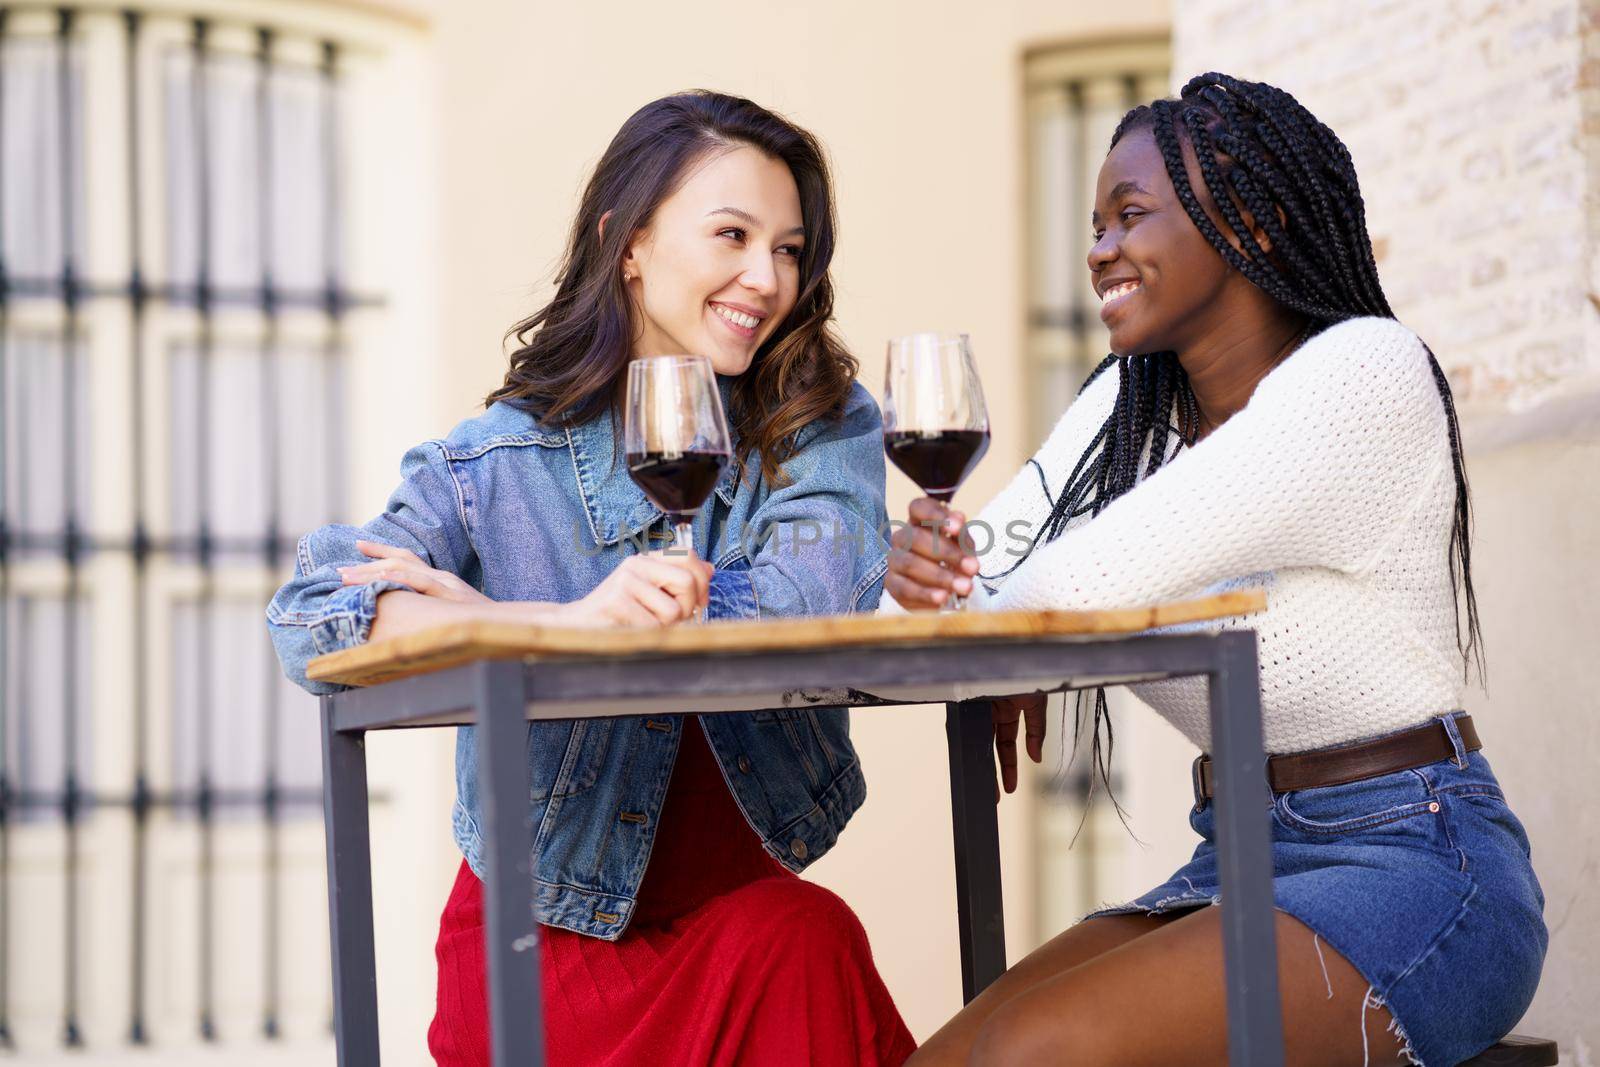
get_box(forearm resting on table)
[368,588,557,643]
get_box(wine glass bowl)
[882,429,990,505]
[882,332,991,608]
[625,452,728,523]
[624,355,732,621]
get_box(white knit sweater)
[888,317,1467,755]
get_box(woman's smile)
[708,299,765,341]
[1097,278,1143,324]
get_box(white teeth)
[1099,281,1140,304]
[713,304,760,329]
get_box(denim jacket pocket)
[530,719,614,800]
[750,708,798,725]
[707,553,759,621]
[747,711,824,791]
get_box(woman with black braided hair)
[886,74,1546,1066]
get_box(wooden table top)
[306,589,1265,689]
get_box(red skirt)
[428,723,916,1066]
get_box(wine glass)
[624,355,732,622]
[882,332,991,610]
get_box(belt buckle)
[1191,754,1208,812]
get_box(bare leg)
[964,906,1407,1067]
[909,911,1181,1065]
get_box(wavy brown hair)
[486,90,857,485]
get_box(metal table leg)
[1207,630,1285,1067]
[945,699,1007,1003]
[321,697,380,1066]
[474,661,543,1066]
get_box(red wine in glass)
[884,429,991,504]
[624,355,734,623]
[883,333,990,609]
[625,450,729,525]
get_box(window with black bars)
[1022,40,1170,935]
[0,4,380,1051]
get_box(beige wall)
[1176,0,1600,1056]
[1459,428,1600,1058]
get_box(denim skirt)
[1087,715,1547,1066]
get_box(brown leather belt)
[1192,714,1480,808]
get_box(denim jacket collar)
[561,376,741,547]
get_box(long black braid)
[1017,73,1483,811]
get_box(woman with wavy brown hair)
[267,91,912,1065]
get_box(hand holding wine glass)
[560,553,712,627]
[624,354,732,623]
[885,496,982,611]
[882,332,990,610]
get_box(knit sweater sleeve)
[963,361,1123,605]
[988,317,1450,613]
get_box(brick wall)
[1173,0,1600,415]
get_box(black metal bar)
[1122,72,1141,108]
[189,16,217,1042]
[474,660,543,1066]
[320,696,379,1066]
[123,7,150,1046]
[0,635,8,1054]
[256,23,286,1040]
[55,6,83,1048]
[322,635,1222,734]
[8,785,324,810]
[0,527,406,572]
[319,41,347,523]
[1025,306,1092,333]
[1055,78,1111,916]
[1,0,345,29]
[320,40,340,316]
[0,6,12,1050]
[1,636,24,1049]
[945,699,1006,1002]
[508,638,1216,708]
[326,664,481,731]
[0,274,383,308]
[1066,79,1090,383]
[4,529,317,556]
[320,45,345,1032]
[13,376,28,982]
[1206,630,1284,1067]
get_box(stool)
[1458,1034,1559,1066]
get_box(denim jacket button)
[737,755,753,774]
[789,839,808,861]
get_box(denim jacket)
[266,378,888,939]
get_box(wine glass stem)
[945,566,968,612]
[942,496,967,612]
[674,520,704,623]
